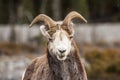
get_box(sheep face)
[47,24,74,61]
[40,22,74,61]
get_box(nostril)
[58,49,66,53]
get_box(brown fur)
[23,40,87,80]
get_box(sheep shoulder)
[23,54,52,80]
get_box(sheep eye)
[69,36,73,39]
[49,38,53,42]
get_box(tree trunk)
[8,0,16,42]
[52,0,62,20]
[40,0,48,14]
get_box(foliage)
[0,0,9,24]
[0,0,120,24]
[70,0,89,19]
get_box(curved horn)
[63,11,87,26]
[29,14,56,28]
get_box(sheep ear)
[62,22,74,37]
[69,22,75,37]
[40,25,51,39]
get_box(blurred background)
[0,0,120,80]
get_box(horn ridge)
[63,11,87,26]
[29,14,56,28]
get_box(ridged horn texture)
[63,11,87,26]
[29,14,56,28]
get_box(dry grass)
[0,42,39,55]
[84,48,120,80]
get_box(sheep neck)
[47,41,86,80]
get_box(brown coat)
[23,41,87,80]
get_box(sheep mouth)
[57,54,66,60]
[58,53,65,57]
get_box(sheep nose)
[58,49,66,53]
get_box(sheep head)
[30,11,87,60]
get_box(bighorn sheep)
[23,11,87,80]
